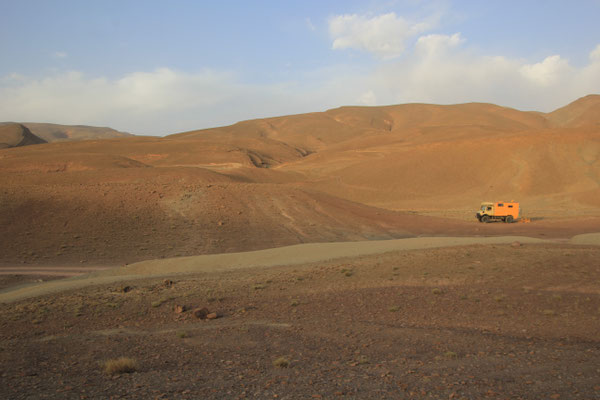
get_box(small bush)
[357,355,369,365]
[177,331,188,339]
[388,306,400,312]
[151,296,175,308]
[273,357,290,368]
[432,288,442,295]
[103,357,137,375]
[444,351,457,359]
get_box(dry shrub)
[103,357,138,375]
[273,357,290,368]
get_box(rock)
[174,305,187,314]
[163,279,173,287]
[121,286,132,293]
[193,307,210,319]
[206,312,218,320]
[511,241,521,248]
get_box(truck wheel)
[505,215,514,223]
[481,215,490,223]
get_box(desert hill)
[0,122,132,143]
[0,123,47,149]
[1,96,599,266]
[171,101,550,151]
[171,96,600,213]
[546,94,600,128]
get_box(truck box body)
[492,202,519,218]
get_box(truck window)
[508,205,513,208]
[498,203,504,206]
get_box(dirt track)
[2,233,599,304]
[0,235,559,303]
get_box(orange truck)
[476,201,519,223]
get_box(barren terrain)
[1,96,599,398]
[1,96,599,268]
[1,238,600,399]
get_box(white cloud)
[0,68,352,135]
[0,68,256,134]
[345,38,600,112]
[520,55,572,86]
[590,44,600,62]
[357,90,377,106]
[53,51,68,59]
[306,17,316,32]
[1,73,26,84]
[329,12,431,59]
[415,33,464,57]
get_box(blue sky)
[1,0,600,135]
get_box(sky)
[1,0,600,136]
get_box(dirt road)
[1,234,598,303]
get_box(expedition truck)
[477,201,519,223]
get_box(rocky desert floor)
[1,235,599,399]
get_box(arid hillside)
[1,96,599,266]
[546,94,600,128]
[0,122,132,143]
[0,123,47,149]
[175,95,600,216]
